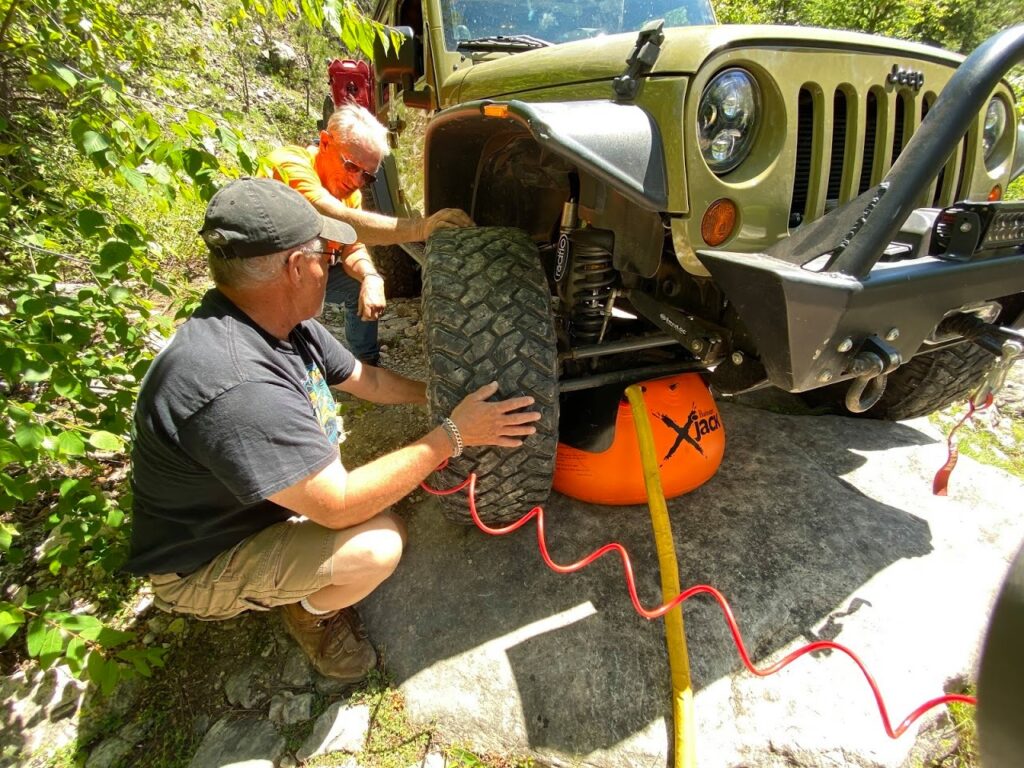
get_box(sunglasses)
[297,239,341,267]
[339,154,378,185]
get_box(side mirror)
[373,25,417,84]
[373,25,433,111]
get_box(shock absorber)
[554,175,580,285]
[562,229,616,345]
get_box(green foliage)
[930,404,1024,480]
[0,0,379,692]
[715,0,1021,54]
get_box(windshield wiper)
[456,35,551,52]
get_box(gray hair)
[208,239,319,289]
[326,102,390,158]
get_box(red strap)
[933,394,993,496]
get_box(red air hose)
[421,467,977,740]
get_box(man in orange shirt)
[267,103,472,364]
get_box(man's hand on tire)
[418,208,475,240]
[450,381,541,448]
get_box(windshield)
[441,0,716,51]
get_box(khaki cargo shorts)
[149,519,339,621]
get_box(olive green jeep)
[355,1,1024,523]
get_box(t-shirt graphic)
[304,363,339,444]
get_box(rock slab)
[297,702,370,762]
[360,401,1024,767]
[187,716,285,768]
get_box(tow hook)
[844,337,903,413]
[972,336,1024,407]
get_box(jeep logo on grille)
[887,64,924,91]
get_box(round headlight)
[698,69,760,174]
[983,98,1008,162]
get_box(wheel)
[804,343,994,420]
[362,187,421,299]
[370,244,421,299]
[422,227,559,524]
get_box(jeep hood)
[447,24,964,102]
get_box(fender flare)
[425,99,668,214]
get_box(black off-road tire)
[422,227,559,525]
[805,343,993,420]
[369,244,421,298]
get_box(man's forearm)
[341,245,378,281]
[311,195,422,245]
[267,427,451,531]
[337,365,426,404]
[340,428,452,522]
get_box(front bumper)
[699,227,1024,392]
[698,24,1024,395]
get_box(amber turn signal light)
[988,185,1003,202]
[701,199,737,246]
[482,104,510,118]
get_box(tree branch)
[0,0,22,51]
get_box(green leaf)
[23,589,59,609]
[77,209,107,237]
[1,476,30,506]
[119,166,148,194]
[27,72,68,94]
[59,477,84,497]
[215,126,238,155]
[14,423,46,450]
[59,479,84,501]
[96,626,134,649]
[88,431,124,452]
[116,648,152,676]
[17,297,47,317]
[0,440,23,465]
[99,660,120,696]
[57,431,87,457]
[106,286,132,305]
[0,609,25,646]
[99,240,133,269]
[86,649,108,688]
[58,614,104,640]
[26,617,66,663]
[0,522,18,551]
[53,65,78,89]
[82,131,110,155]
[22,361,52,382]
[141,162,173,185]
[52,372,84,400]
[26,273,56,289]
[65,637,88,673]
[185,109,216,133]
[105,507,125,528]
[0,347,25,377]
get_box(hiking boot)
[281,603,377,683]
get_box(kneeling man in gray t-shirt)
[127,178,540,683]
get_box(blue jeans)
[325,266,380,365]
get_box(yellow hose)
[625,384,696,768]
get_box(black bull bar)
[697,25,1024,397]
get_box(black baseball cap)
[199,177,357,259]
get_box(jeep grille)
[788,85,977,227]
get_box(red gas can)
[327,59,375,114]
